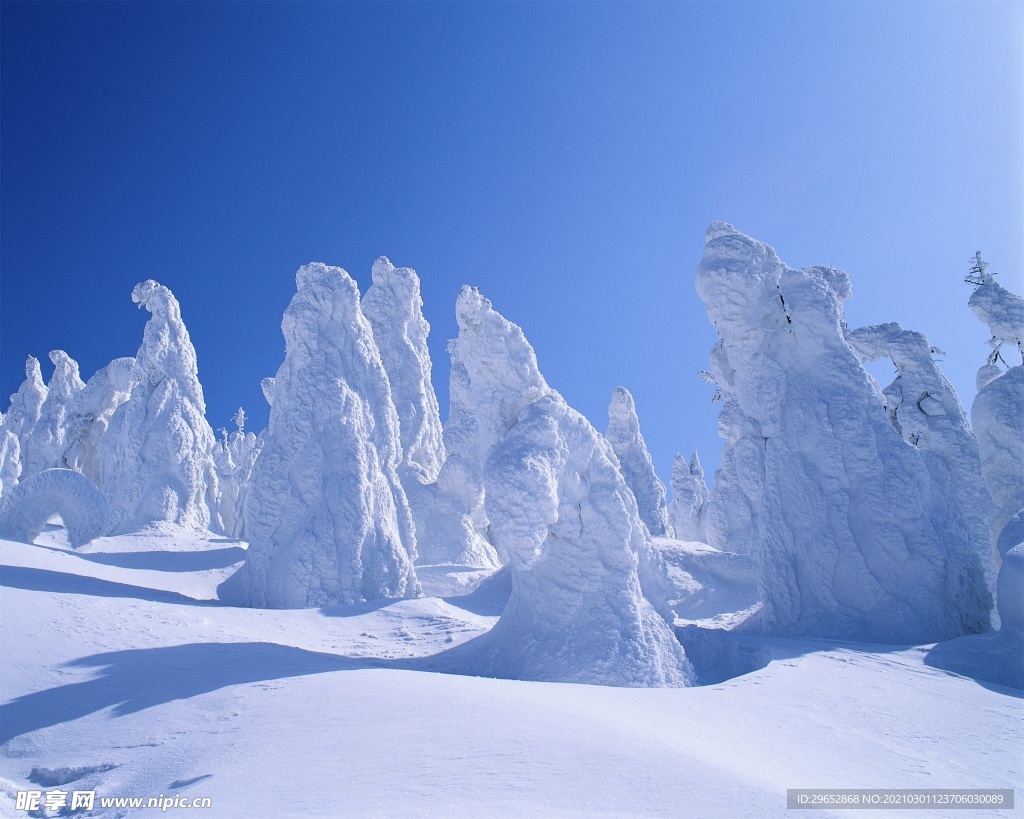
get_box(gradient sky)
[2,1,1021,488]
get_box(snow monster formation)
[0,468,108,549]
[64,357,135,487]
[605,387,671,537]
[447,289,692,687]
[4,357,48,481]
[212,409,264,539]
[219,263,419,608]
[99,281,221,534]
[361,257,451,563]
[22,351,85,478]
[668,451,709,543]
[968,264,1024,636]
[696,222,991,643]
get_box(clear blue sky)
[2,1,1021,488]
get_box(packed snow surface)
[1,528,1020,817]
[218,263,419,608]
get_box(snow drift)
[696,222,992,643]
[218,263,419,608]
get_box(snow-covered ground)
[1,527,1020,818]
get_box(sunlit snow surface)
[1,527,1020,818]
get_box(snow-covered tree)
[99,280,221,534]
[696,222,992,643]
[444,291,691,686]
[218,263,419,608]
[668,451,709,543]
[605,386,671,538]
[23,350,85,478]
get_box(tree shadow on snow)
[0,642,384,743]
[923,631,1024,696]
[0,565,221,607]
[73,546,246,573]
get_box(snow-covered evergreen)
[437,291,690,686]
[63,356,135,488]
[4,356,47,445]
[0,422,21,498]
[99,281,221,534]
[668,451,709,543]
[218,263,419,608]
[605,387,671,537]
[696,222,992,643]
[848,322,998,616]
[23,351,85,478]
[362,257,449,564]
[212,409,264,539]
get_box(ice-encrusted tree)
[100,280,221,534]
[4,357,47,462]
[415,286,552,569]
[668,451,709,543]
[0,468,108,549]
[0,421,21,498]
[847,322,998,614]
[218,263,419,608]
[362,257,449,561]
[213,409,264,539]
[23,351,85,478]
[363,257,446,484]
[606,387,671,537]
[696,222,992,643]
[63,357,135,487]
[967,259,1024,636]
[445,291,691,686]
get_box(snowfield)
[1,526,1020,818]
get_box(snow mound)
[0,468,108,548]
[219,262,419,608]
[100,281,220,534]
[652,538,759,627]
[696,223,992,643]
[606,386,671,537]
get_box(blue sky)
[2,1,1021,487]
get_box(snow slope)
[1,524,1020,817]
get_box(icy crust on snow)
[100,281,220,534]
[605,387,671,537]
[470,395,693,687]
[848,322,998,612]
[219,263,419,608]
[669,451,709,543]
[363,257,446,483]
[0,468,108,548]
[697,223,992,643]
